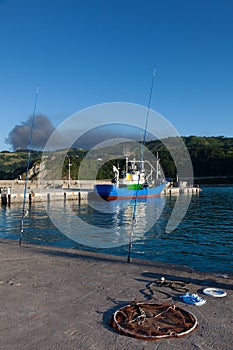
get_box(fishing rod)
[127,68,156,263]
[19,86,39,246]
[140,67,156,165]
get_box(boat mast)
[125,155,129,174]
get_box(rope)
[19,86,39,246]
[140,277,191,303]
[152,278,191,293]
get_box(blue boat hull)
[94,183,166,201]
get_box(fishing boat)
[95,68,167,201]
[94,154,166,201]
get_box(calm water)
[1,186,233,273]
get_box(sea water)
[0,186,232,273]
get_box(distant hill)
[147,136,233,184]
[0,150,41,180]
[1,136,233,184]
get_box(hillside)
[0,150,41,180]
[147,136,233,183]
[1,136,233,184]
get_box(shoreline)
[2,236,233,276]
[0,238,232,349]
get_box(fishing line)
[127,68,156,263]
[19,86,39,246]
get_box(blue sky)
[0,0,233,150]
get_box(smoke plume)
[6,114,55,150]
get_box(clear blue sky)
[0,0,233,151]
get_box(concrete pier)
[8,189,88,204]
[0,179,201,205]
[162,186,201,195]
[0,239,232,349]
[0,180,90,205]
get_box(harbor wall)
[0,180,201,205]
[162,186,201,195]
[0,180,90,205]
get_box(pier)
[0,180,90,205]
[0,239,232,350]
[162,185,201,195]
[0,179,201,205]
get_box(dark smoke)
[72,124,155,150]
[6,114,55,150]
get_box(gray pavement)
[0,239,232,350]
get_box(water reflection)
[45,197,165,248]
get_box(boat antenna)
[127,68,156,263]
[19,86,39,246]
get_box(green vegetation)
[1,136,233,184]
[0,150,41,180]
[185,136,233,180]
[147,136,233,184]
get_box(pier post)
[1,194,7,205]
[7,187,11,206]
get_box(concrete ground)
[0,239,232,350]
